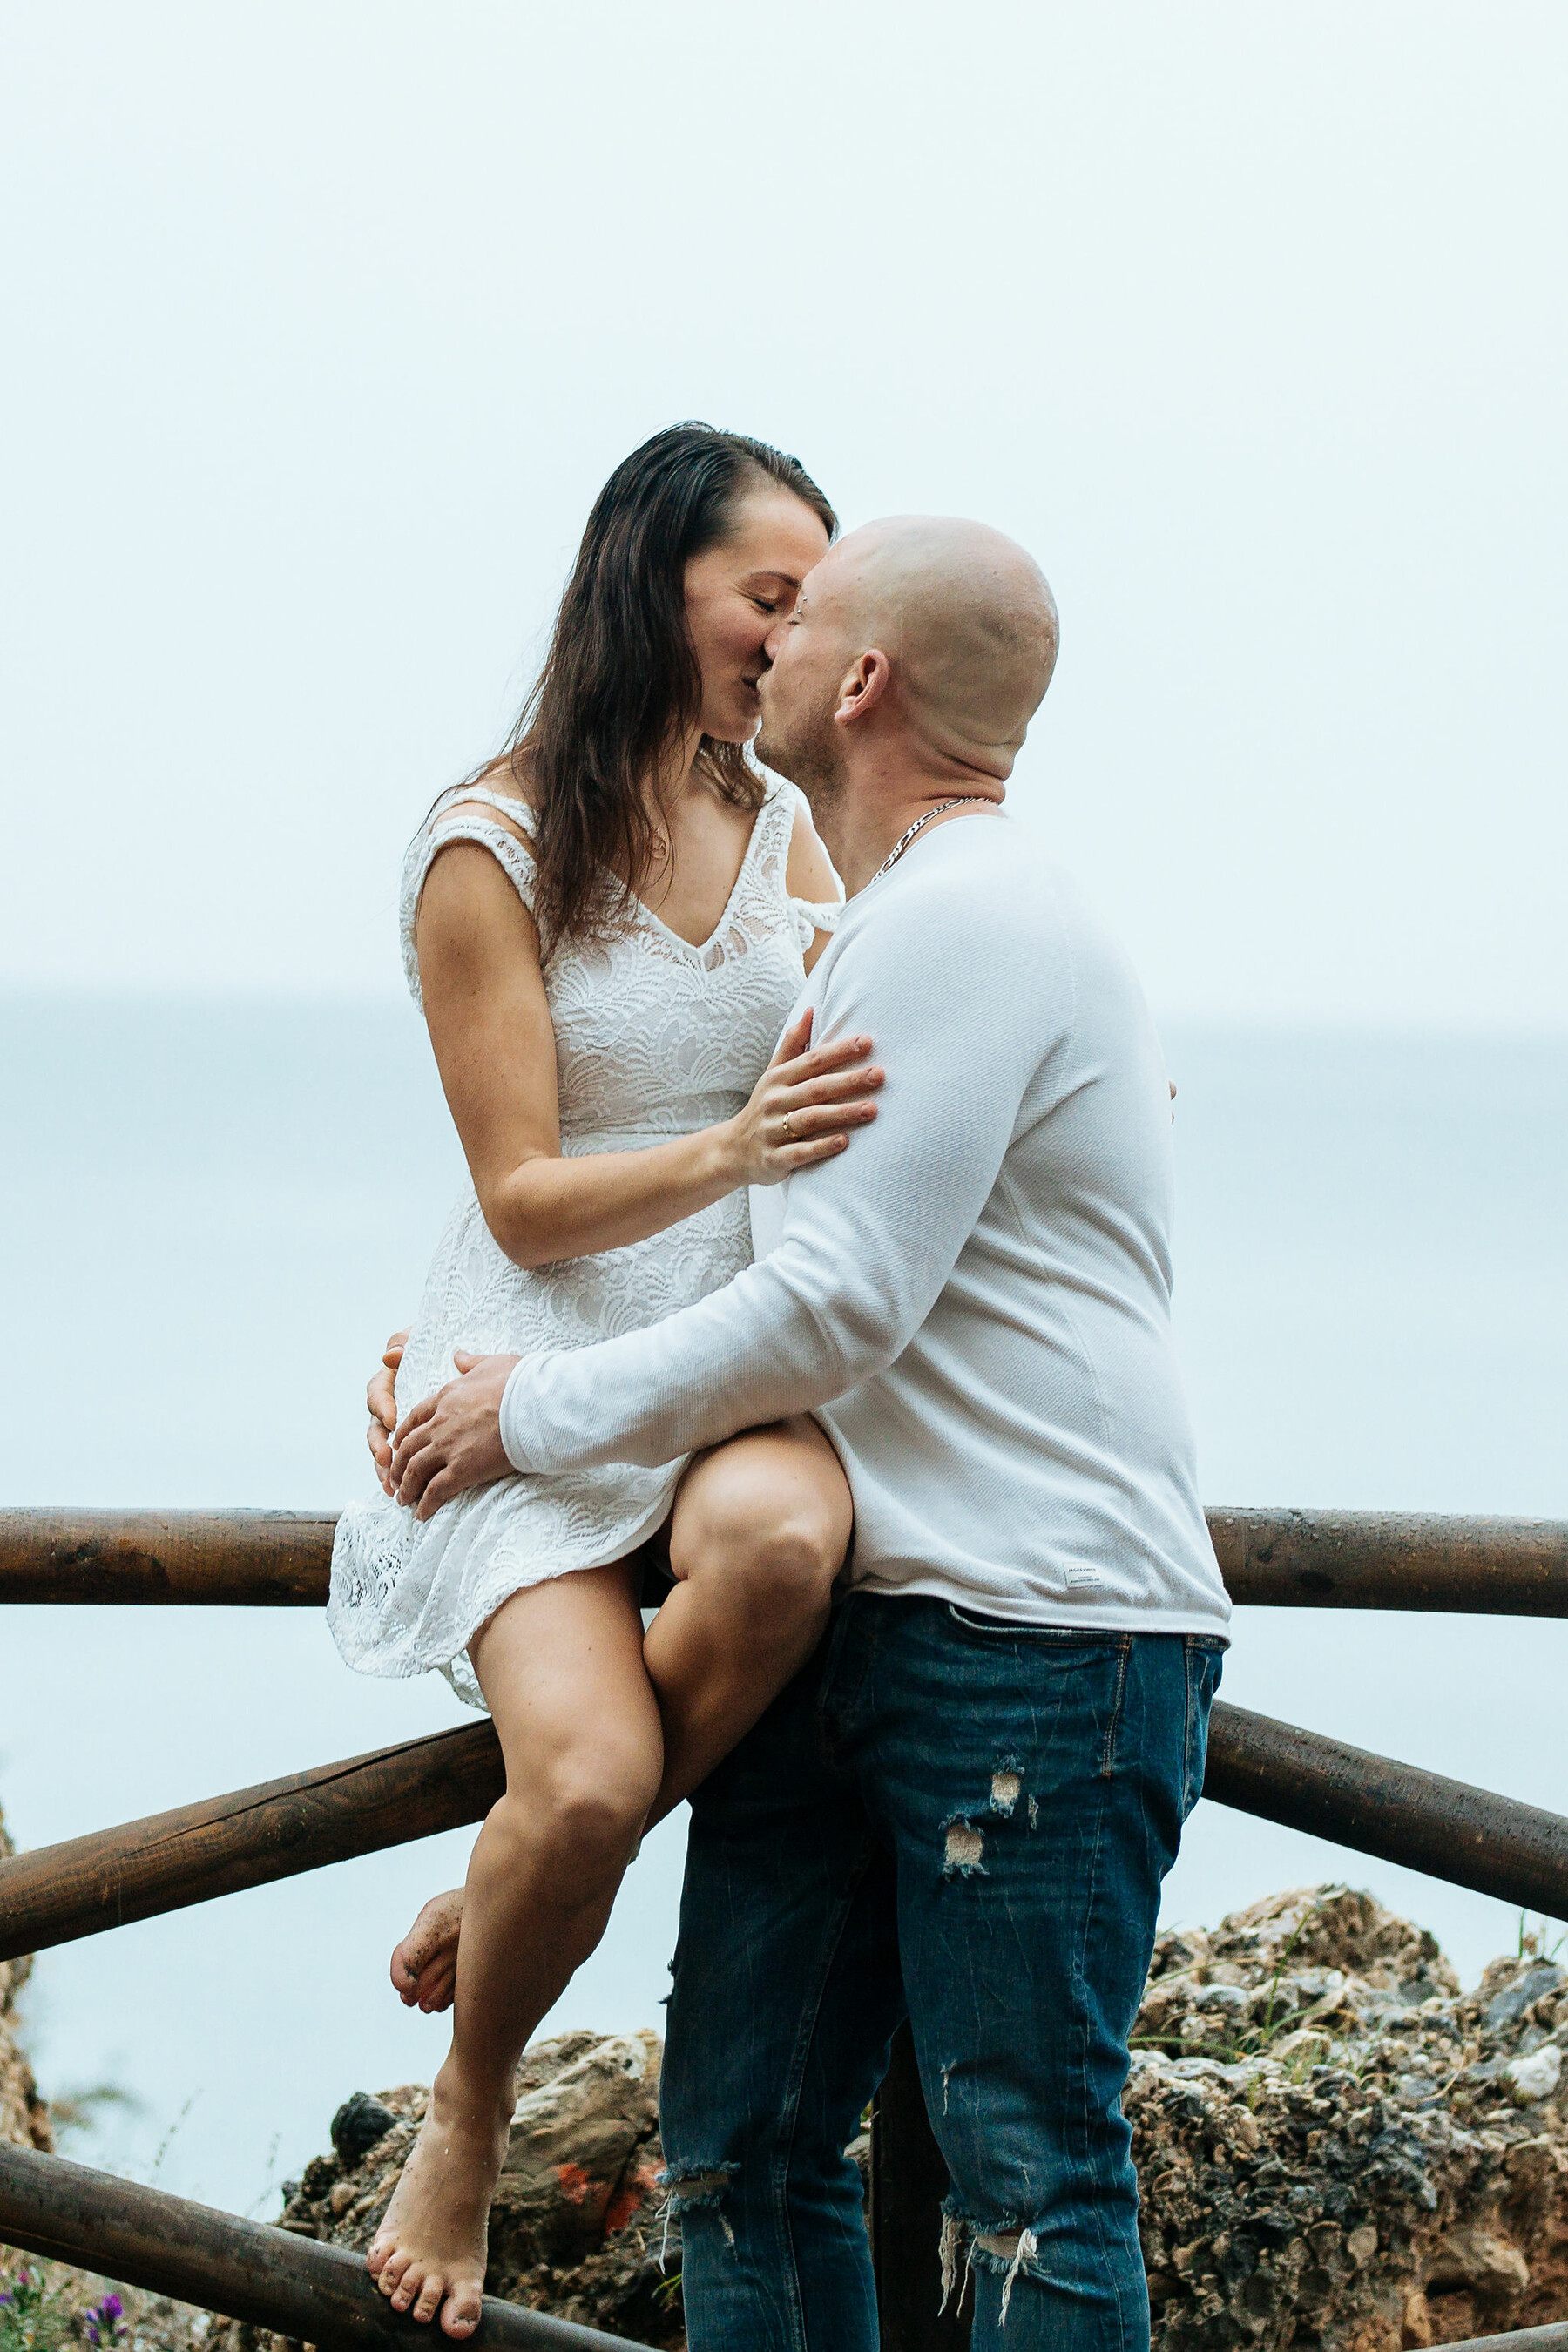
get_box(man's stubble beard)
[754,691,847,835]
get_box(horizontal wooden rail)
[1443,2331,1568,2352]
[1211,1509,1568,1613]
[0,2142,653,2352]
[1204,1705,1568,1918]
[3,2138,1554,2352]
[4,1507,1567,1612]
[0,1726,504,1963]
[0,1511,336,1604]
[3,1704,1564,1966]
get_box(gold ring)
[781,1114,794,1141]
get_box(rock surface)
[1127,1885,1568,2350]
[4,1877,1565,2350]
[272,1886,1568,2350]
[265,2030,681,2348]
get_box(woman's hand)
[368,1329,409,1495]
[722,1010,882,1187]
[392,1349,520,1517]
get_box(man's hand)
[368,1330,410,1496]
[391,1351,522,1519]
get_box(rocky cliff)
[266,2031,681,2348]
[3,1878,1565,2350]
[1127,1886,1567,2350]
[271,1886,1565,2349]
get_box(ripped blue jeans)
[659,1591,1221,2352]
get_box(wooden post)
[0,2142,652,2352]
[870,2023,970,2350]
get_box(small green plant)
[245,2132,284,2220]
[1247,1901,1320,2055]
[1515,1913,1567,1963]
[45,2085,140,2144]
[0,2268,71,2352]
[1130,1903,1330,2074]
[1281,2035,1332,2085]
[652,2270,684,2312]
[145,2092,198,2183]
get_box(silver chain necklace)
[866,798,994,889]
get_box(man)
[386,516,1231,2350]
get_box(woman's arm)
[415,826,880,1271]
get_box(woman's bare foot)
[365,2070,509,2337]
[392,1890,464,2012]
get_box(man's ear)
[834,649,892,728]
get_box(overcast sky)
[3,3,1564,1028]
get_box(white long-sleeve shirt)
[500,811,1232,1638]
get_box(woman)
[329,424,876,2339]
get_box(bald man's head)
[754,515,1058,794]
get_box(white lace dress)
[329,779,836,1707]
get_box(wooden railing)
[0,2144,634,2351]
[1,1506,1565,2352]
[6,1506,1565,1613]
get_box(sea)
[2,996,1565,2214]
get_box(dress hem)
[328,1481,680,1703]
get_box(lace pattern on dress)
[331,774,834,1709]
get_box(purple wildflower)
[83,2291,126,2348]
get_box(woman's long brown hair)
[483,422,836,953]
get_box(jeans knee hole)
[942,1818,987,1876]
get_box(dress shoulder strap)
[447,784,538,835]
[773,781,843,949]
[399,786,540,1010]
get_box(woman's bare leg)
[388,1416,851,2013]
[368,1561,661,2336]
[642,1416,850,1822]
